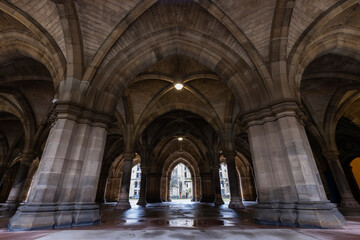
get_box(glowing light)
[178,137,183,141]
[174,83,184,90]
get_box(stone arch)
[134,105,224,151]
[88,29,267,114]
[82,0,271,87]
[291,27,360,153]
[0,90,37,153]
[289,27,360,101]
[219,152,257,201]
[235,152,257,201]
[0,30,65,88]
[161,151,201,202]
[104,154,140,202]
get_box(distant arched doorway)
[161,151,201,202]
[129,163,141,199]
[169,163,193,200]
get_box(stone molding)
[53,102,113,128]
[122,152,135,162]
[20,152,35,165]
[241,101,306,128]
[322,151,340,162]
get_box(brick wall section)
[8,0,66,58]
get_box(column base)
[0,201,18,211]
[339,197,360,209]
[338,198,360,216]
[136,199,147,207]
[146,198,162,203]
[115,199,131,210]
[229,199,245,209]
[214,197,224,206]
[254,202,345,228]
[200,197,215,203]
[8,203,101,231]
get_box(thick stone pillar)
[116,153,135,209]
[224,152,245,209]
[1,152,34,210]
[191,179,196,201]
[137,166,149,206]
[195,176,201,201]
[166,176,171,201]
[323,151,360,208]
[199,172,214,203]
[8,104,110,231]
[244,102,344,228]
[146,173,162,203]
[213,165,224,205]
[160,176,168,202]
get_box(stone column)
[116,153,135,209]
[224,152,245,209]
[244,102,344,228]
[195,176,201,201]
[323,151,360,208]
[191,179,196,201]
[167,176,171,201]
[137,166,149,206]
[199,172,214,203]
[8,104,110,231]
[213,165,224,205]
[146,173,162,203]
[160,176,168,202]
[1,152,34,210]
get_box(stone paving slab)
[37,229,316,240]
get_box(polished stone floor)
[1,200,360,239]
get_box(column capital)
[223,151,236,161]
[53,102,113,128]
[122,152,135,162]
[241,100,305,128]
[21,152,35,165]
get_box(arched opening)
[129,163,141,200]
[169,163,193,201]
[219,162,230,202]
[0,160,20,202]
[104,154,141,203]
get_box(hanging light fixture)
[177,137,183,141]
[174,82,184,90]
[173,55,184,90]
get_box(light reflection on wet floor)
[99,200,257,229]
